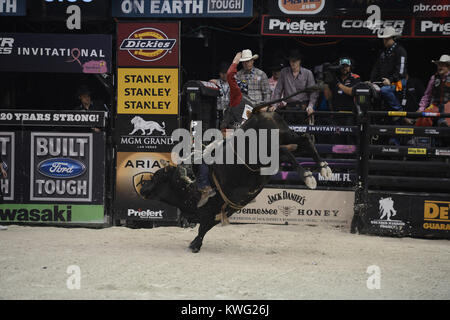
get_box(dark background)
[0,0,448,110]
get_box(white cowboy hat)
[240,49,259,62]
[377,26,401,38]
[432,54,450,65]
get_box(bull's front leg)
[189,216,220,253]
[280,146,317,189]
[294,133,333,180]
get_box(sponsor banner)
[273,171,356,185]
[0,0,26,16]
[268,0,333,16]
[289,125,356,135]
[435,149,450,156]
[261,15,412,37]
[114,152,178,221]
[408,147,427,155]
[363,192,450,238]
[421,200,450,232]
[0,204,104,224]
[0,110,107,127]
[112,0,253,17]
[0,132,15,201]
[117,22,179,67]
[117,68,178,115]
[412,0,450,17]
[229,188,355,229]
[395,127,414,135]
[0,33,112,73]
[415,18,450,37]
[115,115,178,152]
[30,132,93,202]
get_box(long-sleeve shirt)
[418,72,450,111]
[235,67,271,104]
[272,66,318,109]
[227,63,242,108]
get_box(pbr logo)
[30,132,92,202]
[119,27,176,62]
[278,0,326,14]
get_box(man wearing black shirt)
[370,26,408,112]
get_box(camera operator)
[323,58,361,144]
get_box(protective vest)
[221,95,255,130]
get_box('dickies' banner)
[0,33,112,74]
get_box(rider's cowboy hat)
[432,54,450,66]
[239,49,259,62]
[377,26,401,39]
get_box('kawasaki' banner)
[112,0,253,17]
[0,204,104,224]
[0,33,112,73]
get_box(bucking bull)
[140,86,333,253]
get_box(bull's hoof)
[189,238,202,253]
[190,247,201,253]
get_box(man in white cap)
[370,26,408,113]
[417,54,450,127]
[235,49,271,105]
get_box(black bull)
[140,91,332,253]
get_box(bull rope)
[211,171,245,226]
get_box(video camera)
[315,62,341,87]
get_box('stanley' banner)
[112,0,253,17]
[117,68,179,115]
[0,33,112,73]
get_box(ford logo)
[37,158,86,179]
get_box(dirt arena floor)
[0,223,449,300]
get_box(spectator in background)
[235,49,271,104]
[271,49,317,125]
[76,85,102,132]
[323,57,361,144]
[370,26,408,114]
[268,58,285,97]
[209,61,230,128]
[417,54,450,127]
[324,57,361,115]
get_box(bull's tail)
[161,121,165,128]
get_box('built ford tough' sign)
[112,0,253,17]
[30,132,93,202]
